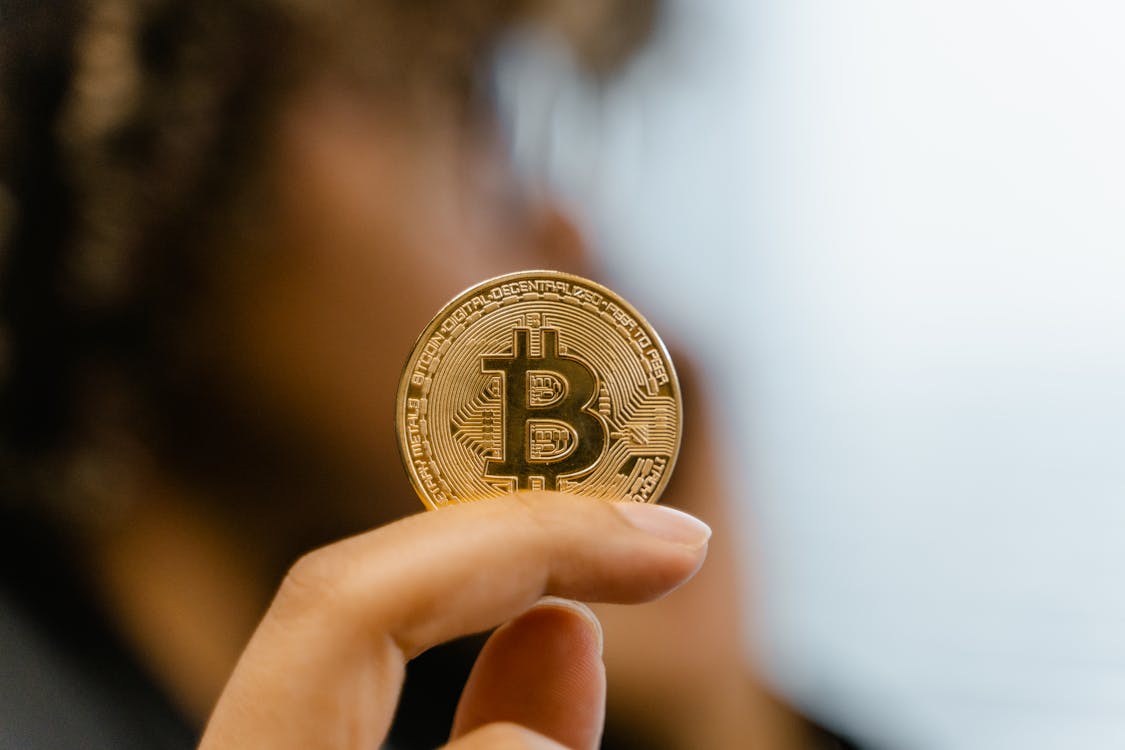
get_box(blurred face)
[204,82,583,524]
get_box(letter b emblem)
[482,327,606,490]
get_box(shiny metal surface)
[396,270,681,509]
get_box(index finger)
[200,493,710,750]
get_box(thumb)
[450,598,605,750]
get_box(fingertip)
[451,597,606,749]
[511,492,710,605]
[613,502,712,548]
[529,597,603,656]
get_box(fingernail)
[531,596,603,656]
[615,503,712,548]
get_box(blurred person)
[0,1,801,748]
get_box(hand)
[198,492,711,749]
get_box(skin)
[198,493,711,749]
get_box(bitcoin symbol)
[396,270,681,510]
[482,327,606,490]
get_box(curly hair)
[0,0,557,516]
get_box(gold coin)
[396,270,682,510]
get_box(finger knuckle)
[277,546,343,609]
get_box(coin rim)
[394,269,682,510]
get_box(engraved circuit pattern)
[396,271,681,509]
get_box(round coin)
[396,270,681,510]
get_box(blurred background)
[3,0,1124,748]
[495,1,1125,748]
